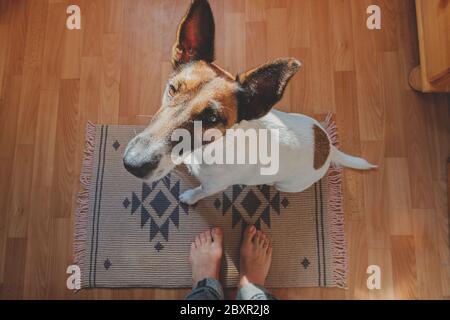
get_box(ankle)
[238,275,250,289]
[238,275,264,289]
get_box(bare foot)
[189,227,223,287]
[239,225,273,288]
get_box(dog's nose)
[123,155,161,179]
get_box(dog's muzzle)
[123,153,161,179]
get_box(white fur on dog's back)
[185,109,375,197]
[330,146,377,170]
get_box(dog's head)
[123,0,301,181]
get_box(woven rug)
[74,115,347,289]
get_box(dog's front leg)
[179,187,205,205]
[179,185,225,205]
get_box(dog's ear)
[236,58,301,121]
[171,0,215,68]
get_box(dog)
[123,0,376,205]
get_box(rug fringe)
[322,113,339,147]
[74,121,96,275]
[322,113,348,289]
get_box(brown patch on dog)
[313,125,330,170]
[141,61,239,148]
[169,62,238,129]
[189,76,238,133]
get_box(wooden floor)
[0,0,449,300]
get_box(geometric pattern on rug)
[214,184,290,231]
[122,175,190,252]
[121,174,289,251]
[122,175,293,252]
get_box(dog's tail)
[330,146,377,170]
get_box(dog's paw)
[179,189,199,205]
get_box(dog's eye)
[200,107,221,125]
[208,114,218,123]
[168,84,177,97]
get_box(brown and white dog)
[123,0,376,205]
